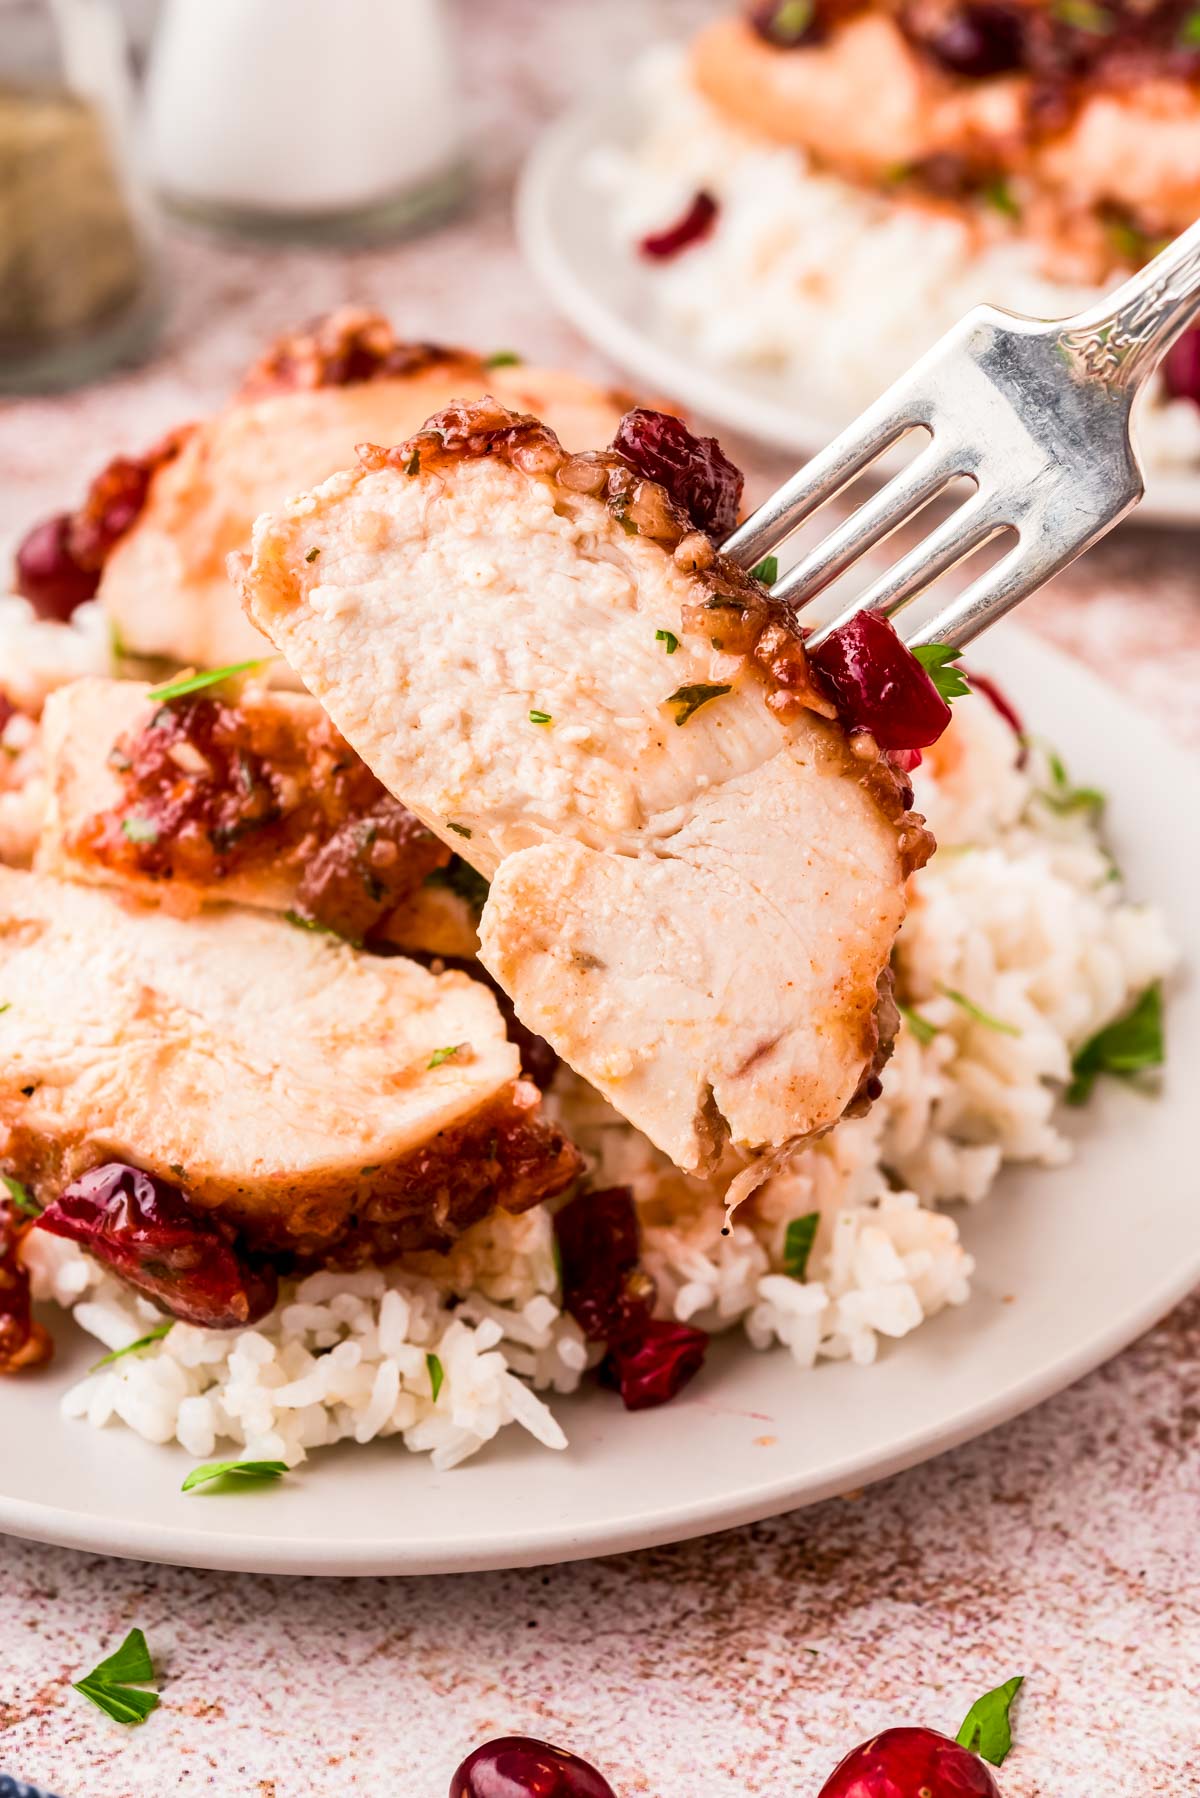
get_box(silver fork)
[722,219,1200,649]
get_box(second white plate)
[517,85,1200,528]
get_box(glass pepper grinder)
[0,0,163,393]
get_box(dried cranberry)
[638,191,719,260]
[554,1186,648,1343]
[611,409,743,540]
[905,3,1025,78]
[601,1317,708,1410]
[38,1163,277,1329]
[450,1736,616,1798]
[749,0,822,46]
[13,513,99,622]
[0,1189,51,1374]
[808,611,952,751]
[817,1726,1000,1798]
[297,796,450,945]
[1162,327,1200,408]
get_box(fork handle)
[1057,217,1200,394]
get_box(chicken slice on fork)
[239,400,933,1181]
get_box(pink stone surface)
[1,4,1199,1794]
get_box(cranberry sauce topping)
[817,1726,1000,1798]
[240,308,473,398]
[612,407,743,541]
[37,1163,278,1330]
[638,190,719,260]
[13,429,190,623]
[1161,326,1200,408]
[450,1737,617,1798]
[81,694,449,943]
[808,610,952,752]
[0,1189,51,1375]
[900,1,1026,78]
[554,1186,708,1410]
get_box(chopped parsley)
[428,1044,464,1069]
[73,1628,160,1726]
[913,643,971,704]
[1180,6,1200,43]
[898,1002,939,1046]
[90,1323,174,1372]
[426,1351,445,1401]
[304,546,321,563]
[1,1171,39,1216]
[405,448,421,477]
[181,1458,289,1493]
[941,986,1021,1037]
[447,822,472,839]
[1050,0,1113,28]
[1033,744,1104,819]
[956,1675,1024,1767]
[283,908,345,941]
[147,659,277,704]
[982,178,1020,219]
[121,815,159,844]
[761,0,814,41]
[782,1212,819,1281]
[750,555,779,585]
[655,629,679,654]
[616,512,638,536]
[485,350,522,367]
[529,709,552,726]
[1067,981,1163,1106]
[0,1002,9,1016]
[424,856,490,915]
[666,682,732,726]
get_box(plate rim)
[2,624,1197,1578]
[515,85,1200,528]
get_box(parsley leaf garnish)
[405,449,421,477]
[529,709,552,725]
[1180,6,1200,43]
[956,1675,1024,1766]
[2,1171,39,1216]
[656,629,679,654]
[762,0,814,42]
[1067,981,1163,1106]
[424,856,490,916]
[90,1323,173,1372]
[147,659,277,704]
[283,908,347,942]
[1051,0,1112,27]
[73,1628,160,1726]
[913,643,971,704]
[1032,743,1105,819]
[304,546,320,563]
[447,822,472,839]
[121,815,159,844]
[427,1044,464,1069]
[898,1002,939,1046]
[751,555,779,585]
[666,682,732,725]
[0,1001,10,1015]
[941,985,1021,1036]
[782,1212,819,1281]
[982,178,1020,219]
[426,1351,445,1400]
[181,1459,289,1493]
[485,350,522,367]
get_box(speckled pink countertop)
[1,3,1198,1794]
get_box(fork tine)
[771,446,965,611]
[901,538,1041,650]
[805,492,1001,647]
[723,399,924,570]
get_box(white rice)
[16,663,1176,1468]
[591,47,1200,475]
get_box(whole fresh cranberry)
[38,1163,277,1329]
[611,409,744,540]
[818,1726,1000,1798]
[1162,327,1200,408]
[602,1317,708,1410]
[13,513,99,622]
[906,3,1025,78]
[807,610,952,751]
[450,1736,616,1798]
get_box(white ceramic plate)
[1,626,1196,1576]
[517,88,1200,528]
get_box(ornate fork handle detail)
[1058,215,1200,393]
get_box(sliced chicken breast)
[36,675,480,955]
[100,313,631,670]
[0,868,578,1258]
[240,400,932,1179]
